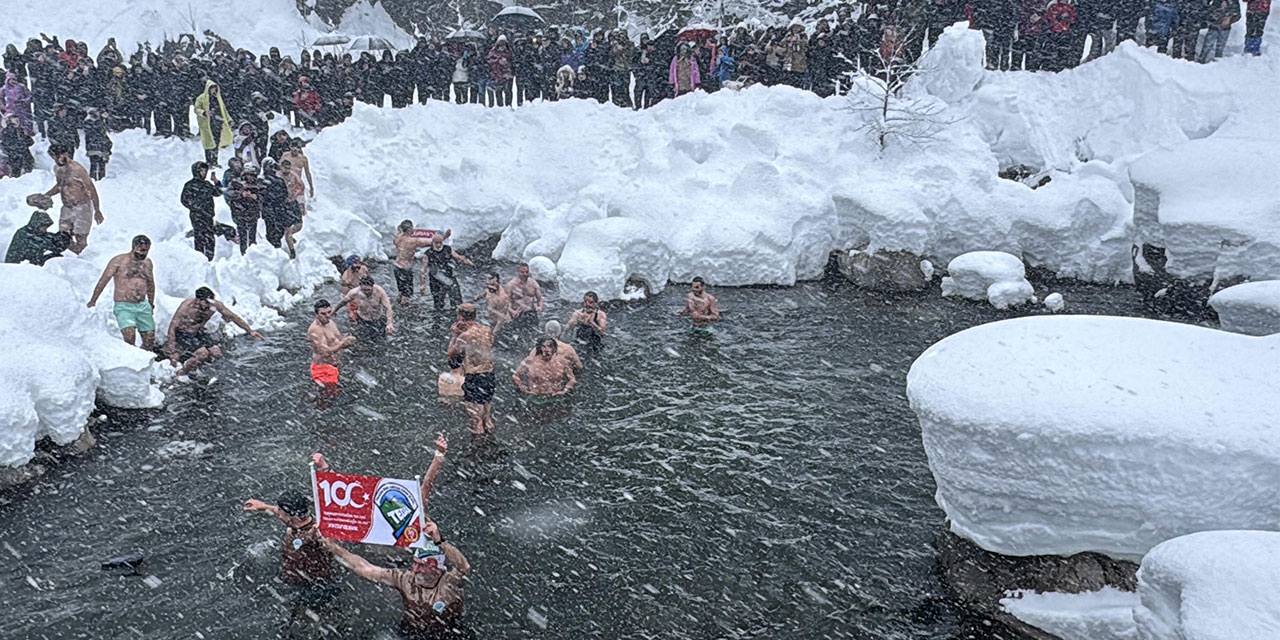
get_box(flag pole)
[415,474,427,546]
[310,462,322,528]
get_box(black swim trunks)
[394,267,414,298]
[461,371,496,405]
[354,316,387,342]
[174,329,216,360]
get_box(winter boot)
[1245,36,1262,55]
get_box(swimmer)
[307,299,356,388]
[513,336,576,397]
[393,221,443,306]
[566,291,607,352]
[446,304,496,435]
[167,286,263,378]
[335,275,395,342]
[87,235,156,350]
[243,464,336,608]
[505,263,544,333]
[677,276,720,329]
[535,320,583,373]
[472,272,511,335]
[339,255,369,321]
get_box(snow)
[1209,280,1280,336]
[1135,531,1280,640]
[908,316,1280,561]
[526,255,557,283]
[1044,292,1066,312]
[1001,587,1139,640]
[940,251,1034,309]
[335,0,416,51]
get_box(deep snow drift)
[1135,531,1280,640]
[1209,280,1280,335]
[940,251,1035,308]
[908,316,1280,561]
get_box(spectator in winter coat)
[0,73,34,134]
[554,65,577,100]
[268,130,291,162]
[96,38,123,71]
[5,207,70,266]
[195,80,233,167]
[487,36,515,107]
[1148,1,1179,53]
[260,157,301,257]
[4,45,26,83]
[104,66,132,130]
[227,164,262,254]
[609,32,634,107]
[1201,0,1242,62]
[83,108,112,181]
[47,104,81,153]
[712,45,738,87]
[181,161,223,260]
[670,44,701,97]
[1245,0,1271,55]
[232,121,259,168]
[0,114,35,177]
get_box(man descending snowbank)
[907,316,1280,561]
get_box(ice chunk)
[1001,587,1139,640]
[527,256,558,283]
[940,251,1035,309]
[1044,292,1066,312]
[1208,281,1280,336]
[908,316,1280,560]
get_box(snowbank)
[336,0,415,51]
[1135,531,1280,640]
[908,316,1280,561]
[1208,280,1280,335]
[940,251,1034,309]
[1001,587,1139,640]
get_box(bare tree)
[844,29,954,152]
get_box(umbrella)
[312,34,351,47]
[676,24,718,42]
[491,6,544,28]
[348,35,396,51]
[445,28,486,42]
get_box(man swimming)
[513,336,576,398]
[566,291,607,353]
[167,286,263,378]
[335,275,395,342]
[472,272,510,335]
[43,143,103,254]
[505,263,544,333]
[446,304,496,435]
[87,235,156,350]
[307,299,356,389]
[537,320,583,373]
[677,277,720,329]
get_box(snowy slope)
[907,316,1280,561]
[1135,531,1280,640]
[1209,280,1280,335]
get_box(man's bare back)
[394,233,431,270]
[452,324,494,375]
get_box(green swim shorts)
[113,301,156,332]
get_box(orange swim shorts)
[310,364,340,386]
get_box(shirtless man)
[167,286,263,377]
[43,143,103,254]
[538,320,583,373]
[242,458,337,611]
[307,299,357,389]
[678,276,721,329]
[392,220,433,305]
[514,337,576,397]
[339,255,369,321]
[87,235,156,349]
[472,272,510,335]
[335,275,395,342]
[566,291,608,353]
[506,263,544,333]
[281,138,314,214]
[446,304,497,435]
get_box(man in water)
[335,275,395,342]
[392,221,435,305]
[566,291,607,353]
[678,277,720,330]
[339,255,369,322]
[87,235,156,349]
[167,286,263,378]
[242,477,336,611]
[539,320,583,374]
[419,233,473,311]
[43,143,103,254]
[307,299,356,389]
[472,272,510,335]
[446,304,496,435]
[506,263,544,333]
[513,336,576,398]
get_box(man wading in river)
[419,232,473,311]
[566,291,607,353]
[308,299,356,390]
[506,263,544,333]
[537,320,583,374]
[167,286,263,379]
[446,304,496,435]
[678,276,720,331]
[335,275,395,344]
[338,255,369,322]
[242,466,337,612]
[87,235,156,350]
[392,222,443,306]
[513,336,576,398]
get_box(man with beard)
[42,143,103,254]
[513,336,576,398]
[472,272,511,335]
[505,263,544,333]
[167,286,263,378]
[335,275,396,343]
[677,277,721,331]
[419,233,473,311]
[566,291,607,354]
[87,235,156,349]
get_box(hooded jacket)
[0,73,33,132]
[5,211,70,265]
[194,79,233,151]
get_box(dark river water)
[0,263,1158,640]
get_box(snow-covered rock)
[1044,292,1066,312]
[526,255,558,283]
[940,251,1035,309]
[908,316,1280,561]
[1135,531,1280,640]
[1001,587,1139,640]
[1209,280,1280,335]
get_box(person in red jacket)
[292,76,322,128]
[487,35,514,106]
[1246,0,1271,55]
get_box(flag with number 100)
[312,471,425,548]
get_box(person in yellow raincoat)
[194,80,232,167]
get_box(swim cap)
[345,255,361,269]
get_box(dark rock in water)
[0,429,97,493]
[935,528,1138,640]
[1131,244,1216,319]
[101,553,145,573]
[838,249,931,292]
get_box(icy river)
[0,265,1155,640]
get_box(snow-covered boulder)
[908,316,1280,561]
[1044,292,1066,312]
[838,249,932,292]
[1209,280,1280,336]
[940,251,1035,308]
[1001,587,1139,640]
[1135,531,1280,640]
